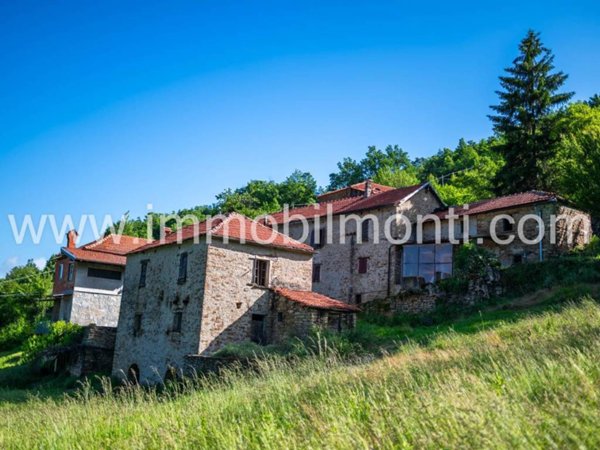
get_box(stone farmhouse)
[52,231,152,327]
[420,191,591,270]
[269,181,446,305]
[269,181,591,306]
[111,213,358,384]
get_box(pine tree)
[489,30,573,194]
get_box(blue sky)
[1,1,599,276]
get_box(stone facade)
[285,186,443,304]
[112,237,315,384]
[270,293,356,343]
[420,202,591,267]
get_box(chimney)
[66,230,79,249]
[364,179,373,198]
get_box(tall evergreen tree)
[489,30,573,194]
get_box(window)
[358,257,368,274]
[355,294,362,305]
[178,252,188,284]
[395,246,403,285]
[310,227,327,249]
[88,267,121,280]
[172,311,183,332]
[513,254,523,265]
[361,219,371,242]
[501,218,514,232]
[133,313,142,335]
[67,263,75,281]
[402,244,453,284]
[313,263,321,282]
[277,312,284,322]
[58,264,64,280]
[139,260,148,287]
[252,259,269,287]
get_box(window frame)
[401,244,453,284]
[358,257,368,274]
[67,263,75,281]
[252,258,270,287]
[361,219,370,242]
[178,252,188,284]
[312,263,322,283]
[87,267,121,280]
[139,260,149,288]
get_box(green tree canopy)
[489,30,574,194]
[327,145,413,190]
[550,102,600,222]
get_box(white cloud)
[33,257,47,270]
[1,256,19,278]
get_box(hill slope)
[1,290,600,449]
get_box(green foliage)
[436,244,500,296]
[0,259,53,327]
[489,30,574,193]
[425,138,504,205]
[106,170,317,237]
[550,102,600,218]
[327,145,413,190]
[0,317,33,351]
[454,243,501,280]
[22,321,83,362]
[372,166,419,188]
[502,255,600,297]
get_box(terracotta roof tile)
[317,181,394,201]
[270,183,427,224]
[435,191,560,218]
[273,287,360,312]
[62,234,153,266]
[131,213,313,254]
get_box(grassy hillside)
[1,287,600,449]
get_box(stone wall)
[69,291,121,327]
[112,237,313,384]
[112,240,208,384]
[360,290,438,317]
[270,294,356,342]
[69,325,117,377]
[199,240,312,354]
[285,186,443,305]
[418,201,591,268]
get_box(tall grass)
[1,297,600,449]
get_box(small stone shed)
[270,287,360,342]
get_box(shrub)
[438,244,500,295]
[22,321,83,361]
[0,317,33,351]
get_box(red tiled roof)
[435,191,560,218]
[273,287,360,312]
[62,234,153,266]
[317,181,394,201]
[131,213,314,254]
[270,183,427,224]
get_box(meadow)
[1,282,599,449]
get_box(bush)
[22,321,83,361]
[502,256,600,297]
[437,243,500,295]
[572,235,600,258]
[0,317,33,351]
